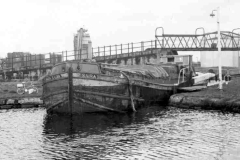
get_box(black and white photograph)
[0,0,240,159]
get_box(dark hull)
[43,72,175,114]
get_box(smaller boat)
[192,72,216,86]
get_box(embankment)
[169,77,240,113]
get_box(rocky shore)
[169,76,240,113]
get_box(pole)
[217,7,222,90]
[68,67,73,115]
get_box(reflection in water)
[44,107,166,136]
[0,106,240,159]
[42,107,168,159]
[42,106,240,160]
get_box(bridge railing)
[0,39,161,79]
[92,40,158,58]
[0,39,160,74]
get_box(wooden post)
[121,44,122,54]
[188,55,193,86]
[12,55,13,71]
[131,43,133,65]
[40,54,42,68]
[66,51,68,61]
[151,40,153,54]
[115,45,117,59]
[30,54,32,68]
[80,49,82,61]
[34,54,37,73]
[68,67,73,115]
[98,47,100,57]
[110,45,111,56]
[104,46,105,61]
[92,48,94,58]
[128,43,129,58]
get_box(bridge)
[154,27,240,51]
[94,29,240,56]
[92,28,240,63]
[0,27,240,80]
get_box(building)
[200,35,240,68]
[200,51,240,68]
[73,28,92,60]
[6,52,30,69]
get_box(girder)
[155,31,240,51]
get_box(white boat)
[192,72,215,86]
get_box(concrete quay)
[0,97,43,109]
[169,76,240,113]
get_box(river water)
[0,106,240,160]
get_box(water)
[0,107,240,160]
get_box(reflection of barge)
[43,55,196,115]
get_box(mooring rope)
[120,71,136,112]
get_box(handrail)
[155,27,164,37]
[195,27,205,35]
[155,27,164,48]
[177,67,189,84]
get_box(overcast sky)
[0,0,239,60]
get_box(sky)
[0,0,239,61]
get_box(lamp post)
[210,7,222,90]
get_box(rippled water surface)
[1,106,240,160]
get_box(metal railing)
[177,67,189,84]
[92,40,158,58]
[0,39,159,73]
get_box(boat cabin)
[51,61,101,75]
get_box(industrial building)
[73,28,92,60]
